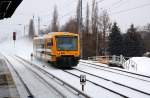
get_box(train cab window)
[56,36,78,51]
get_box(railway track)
[80,60,150,81]
[15,55,150,98]
[63,66,150,98]
[0,53,34,98]
[62,70,128,98]
[15,55,91,98]
[80,60,150,82]
[16,55,128,98]
[15,57,67,98]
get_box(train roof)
[47,32,78,36]
[33,32,79,40]
[33,36,44,40]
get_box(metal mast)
[79,0,83,59]
[38,16,40,35]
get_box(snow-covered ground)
[1,33,150,98]
[1,32,150,76]
[0,35,123,98]
[81,58,150,76]
[0,34,33,59]
[125,57,150,75]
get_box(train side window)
[47,39,53,48]
[41,44,44,48]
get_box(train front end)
[53,33,80,68]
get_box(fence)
[88,55,137,71]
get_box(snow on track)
[65,68,150,98]
[1,34,150,98]
[79,61,150,83]
[17,56,124,98]
[74,63,150,97]
[4,54,65,98]
[80,60,150,79]
[15,56,83,98]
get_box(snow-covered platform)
[0,57,20,98]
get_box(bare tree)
[85,2,89,34]
[91,0,99,56]
[28,19,35,39]
[91,0,98,34]
[51,5,59,32]
[81,2,91,58]
[98,9,111,55]
[145,23,150,32]
[139,23,150,52]
[61,18,78,33]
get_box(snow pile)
[125,57,150,75]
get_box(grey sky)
[0,0,150,34]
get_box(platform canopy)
[0,0,23,20]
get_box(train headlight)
[57,52,61,56]
[58,51,65,55]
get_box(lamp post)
[18,24,26,36]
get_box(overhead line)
[110,0,129,10]
[81,3,150,20]
[96,0,105,4]
[108,0,123,8]
[61,0,105,19]
[111,3,150,15]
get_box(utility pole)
[32,15,35,37]
[24,25,25,36]
[103,29,106,56]
[96,31,99,56]
[79,0,83,59]
[38,16,40,35]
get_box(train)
[33,32,80,68]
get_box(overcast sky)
[0,0,150,34]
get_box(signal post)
[13,32,16,47]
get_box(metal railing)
[122,58,137,71]
[88,55,137,71]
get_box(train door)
[45,38,53,61]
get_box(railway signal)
[31,53,33,61]
[80,75,86,91]
[13,32,16,40]
[13,32,16,47]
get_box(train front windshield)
[56,36,78,51]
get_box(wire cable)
[111,3,150,15]
[60,0,105,19]
[108,0,124,8]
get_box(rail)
[80,60,150,79]
[64,70,128,98]
[70,67,150,97]
[16,55,91,98]
[0,53,34,98]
